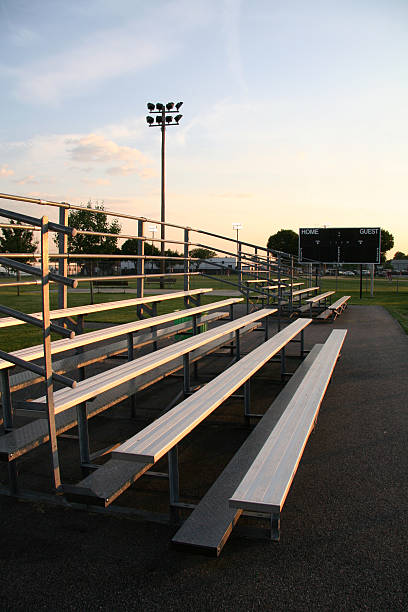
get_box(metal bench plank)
[60,325,262,506]
[7,312,228,396]
[34,309,275,416]
[0,298,242,370]
[0,288,213,329]
[0,324,250,462]
[305,291,335,304]
[292,287,319,297]
[64,460,153,507]
[229,329,347,514]
[171,344,324,556]
[329,296,351,311]
[113,318,311,464]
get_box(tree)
[393,251,407,260]
[189,248,216,271]
[122,239,160,257]
[0,220,38,295]
[121,238,161,273]
[0,219,38,262]
[380,229,394,263]
[190,248,216,260]
[267,229,298,255]
[62,201,121,274]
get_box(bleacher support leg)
[168,446,180,523]
[183,354,191,395]
[244,379,251,423]
[270,512,280,541]
[76,402,91,474]
[235,329,241,361]
[7,462,18,495]
[1,369,13,431]
[280,347,286,380]
[127,332,137,417]
[76,314,84,335]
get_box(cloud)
[13,30,172,104]
[81,177,111,186]
[4,0,216,104]
[106,165,155,178]
[67,133,154,178]
[13,175,39,185]
[0,165,14,176]
[9,27,39,47]
[212,192,252,199]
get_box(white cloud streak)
[0,165,14,176]
[222,0,247,93]
[67,133,155,178]
[7,1,214,104]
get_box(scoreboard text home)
[299,227,381,264]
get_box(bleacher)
[0,194,350,556]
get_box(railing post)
[58,206,68,310]
[41,216,62,492]
[289,255,294,311]
[184,228,190,309]
[137,219,145,319]
[277,254,282,331]
[238,241,242,290]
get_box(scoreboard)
[299,227,381,264]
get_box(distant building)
[198,257,237,273]
[120,260,159,273]
[390,259,408,272]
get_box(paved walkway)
[0,305,407,610]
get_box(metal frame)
[0,192,320,507]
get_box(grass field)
[0,273,406,352]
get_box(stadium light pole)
[146,102,183,286]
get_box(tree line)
[0,202,216,276]
[0,203,397,275]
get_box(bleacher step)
[0,326,246,462]
[171,344,323,556]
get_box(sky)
[0,0,407,256]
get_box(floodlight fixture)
[156,115,163,123]
[166,102,174,110]
[147,102,155,111]
[175,101,183,111]
[156,103,164,111]
[174,114,182,123]
[146,116,154,125]
[166,115,173,123]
